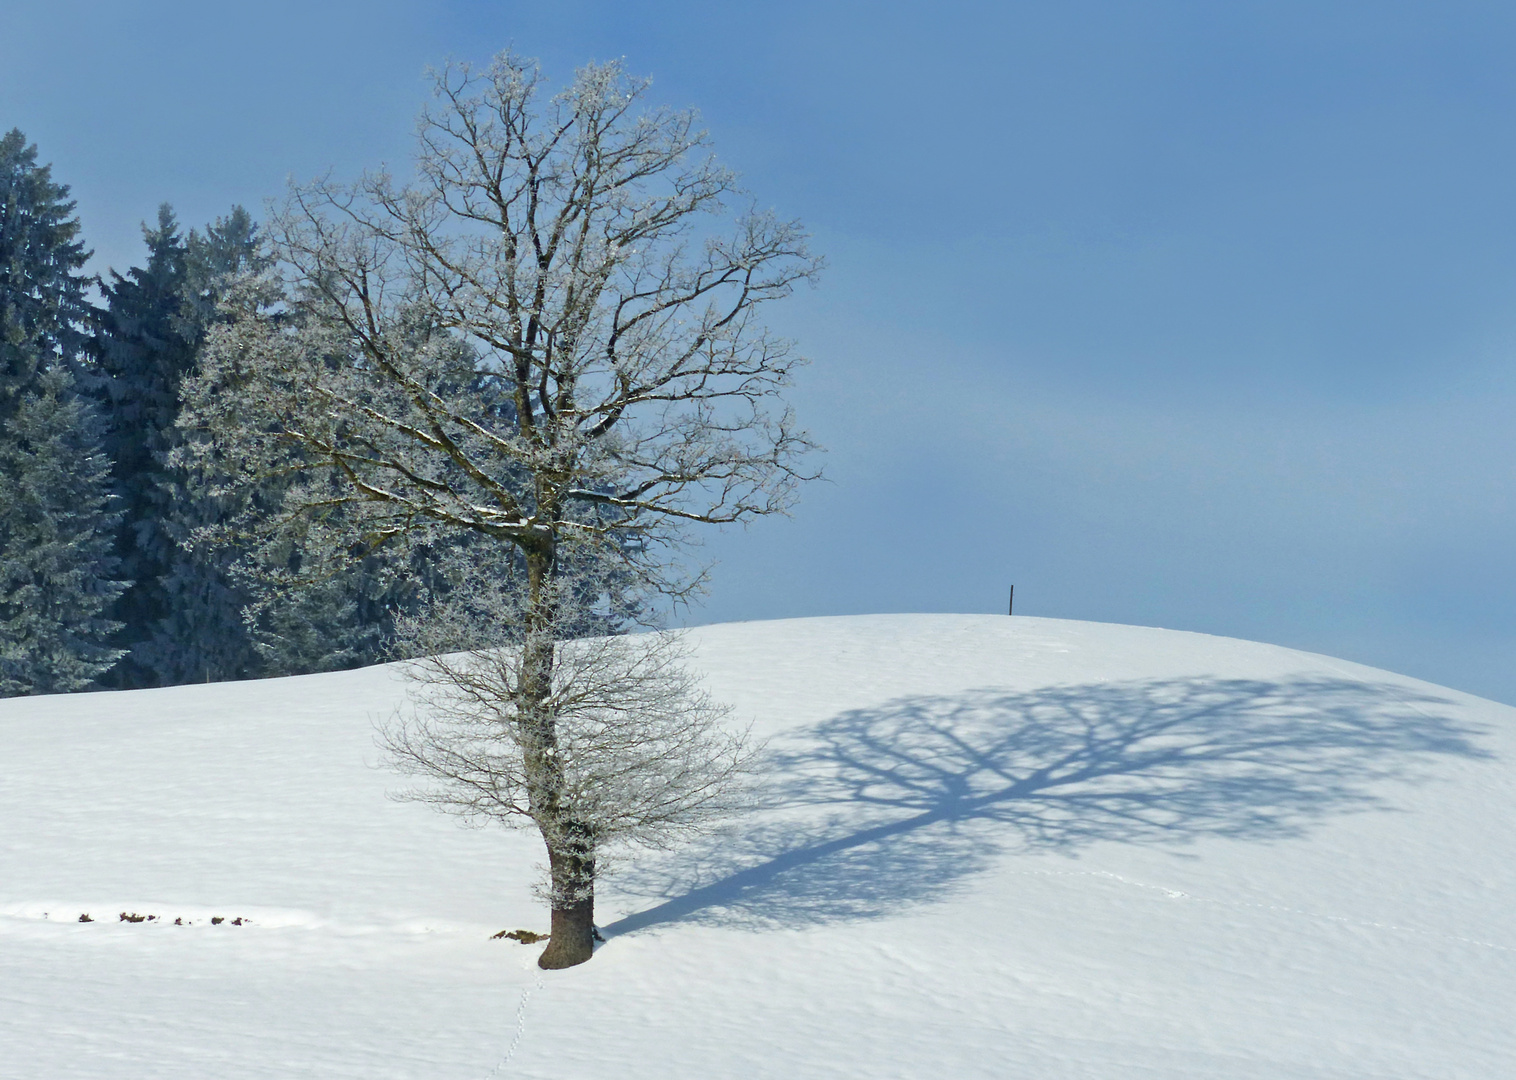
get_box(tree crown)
[184,52,822,605]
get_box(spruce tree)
[94,205,195,687]
[137,207,268,684]
[97,206,267,686]
[0,129,125,694]
[0,367,125,694]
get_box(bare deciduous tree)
[384,593,750,959]
[181,51,820,966]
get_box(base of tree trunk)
[537,903,595,969]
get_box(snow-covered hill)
[3,614,1513,1078]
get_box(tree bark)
[537,845,596,969]
[519,540,599,970]
[538,901,595,968]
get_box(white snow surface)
[3,614,1514,1078]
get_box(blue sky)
[7,1,1516,700]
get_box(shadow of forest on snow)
[602,675,1490,936]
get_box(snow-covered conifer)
[93,205,196,687]
[0,129,125,695]
[120,207,266,684]
[0,368,125,693]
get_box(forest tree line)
[0,127,513,696]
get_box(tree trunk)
[538,896,595,969]
[518,540,599,970]
[536,844,596,969]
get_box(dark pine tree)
[0,367,125,694]
[138,207,268,685]
[96,205,269,686]
[94,205,195,687]
[0,129,125,695]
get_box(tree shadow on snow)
[600,675,1491,937]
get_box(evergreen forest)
[0,128,481,695]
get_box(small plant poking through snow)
[72,912,250,927]
[492,929,549,944]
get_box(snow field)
[3,614,1514,1078]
